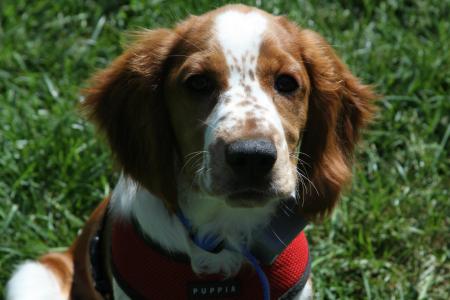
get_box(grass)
[0,0,448,298]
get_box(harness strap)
[110,220,310,300]
[88,203,311,300]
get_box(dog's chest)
[109,219,311,300]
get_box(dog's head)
[82,5,375,219]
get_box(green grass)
[0,0,449,298]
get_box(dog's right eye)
[185,75,214,94]
[274,74,299,94]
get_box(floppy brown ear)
[298,29,377,218]
[81,29,179,209]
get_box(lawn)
[0,0,449,299]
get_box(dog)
[6,4,375,300]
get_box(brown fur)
[37,198,111,299]
[296,29,376,217]
[81,30,180,209]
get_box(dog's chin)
[197,174,289,208]
[224,190,274,208]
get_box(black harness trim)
[89,207,113,299]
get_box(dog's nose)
[225,139,277,177]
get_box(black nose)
[225,139,277,177]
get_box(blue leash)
[176,211,270,300]
[240,247,271,300]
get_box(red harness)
[110,220,310,300]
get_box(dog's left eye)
[185,75,214,94]
[274,74,299,94]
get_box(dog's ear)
[81,29,179,209]
[297,29,377,218]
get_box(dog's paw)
[190,248,243,277]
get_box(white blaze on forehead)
[215,10,267,88]
[215,10,267,64]
[210,10,285,138]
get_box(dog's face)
[164,8,309,208]
[83,5,375,217]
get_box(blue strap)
[241,247,271,300]
[176,210,270,300]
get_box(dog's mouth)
[224,189,273,207]
[195,155,294,208]
[197,176,275,208]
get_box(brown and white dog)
[6,4,375,300]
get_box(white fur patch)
[178,179,276,250]
[110,174,190,253]
[109,173,138,218]
[215,11,267,59]
[6,261,65,300]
